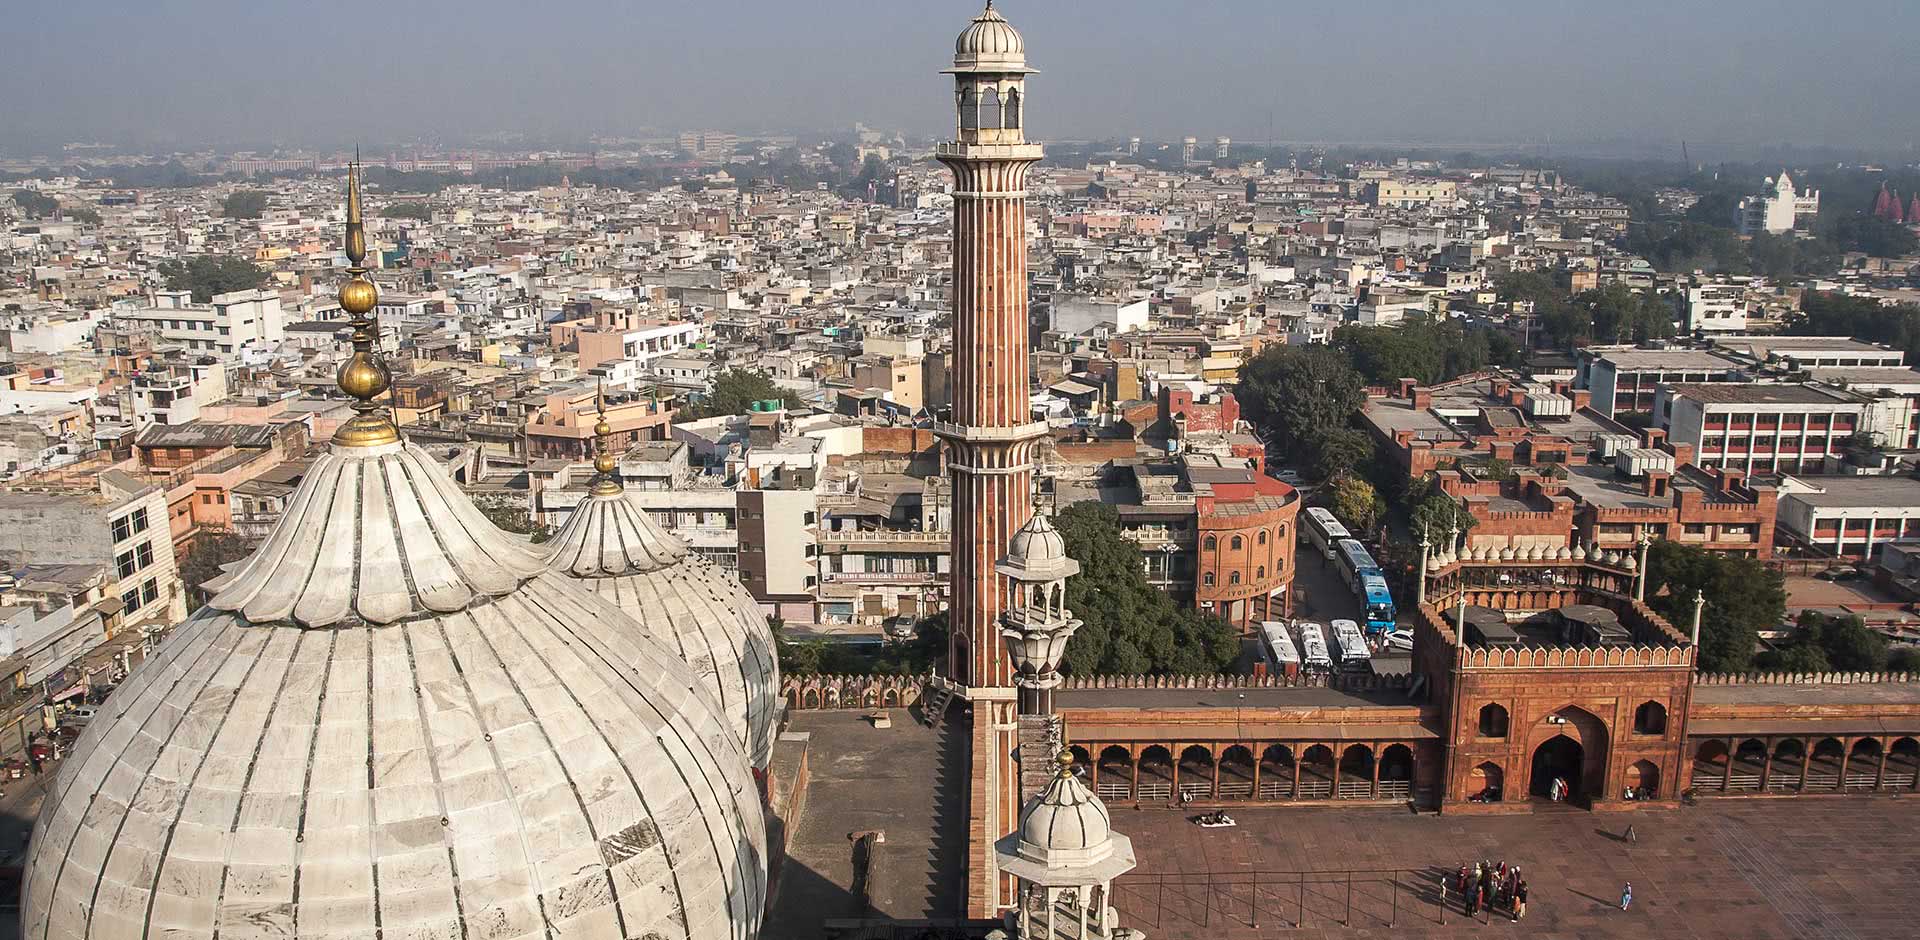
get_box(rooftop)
[1663,382,1861,406]
[1779,475,1920,509]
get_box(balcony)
[825,571,946,585]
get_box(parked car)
[60,705,99,727]
[1817,565,1864,581]
[1383,629,1415,652]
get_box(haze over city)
[7,0,1920,155]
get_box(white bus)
[1294,621,1333,670]
[1330,619,1370,669]
[1258,620,1300,676]
[1304,507,1351,561]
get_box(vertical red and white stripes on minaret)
[936,1,1045,919]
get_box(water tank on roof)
[1597,433,1638,459]
[1521,385,1572,418]
[1616,447,1676,478]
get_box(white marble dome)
[999,511,1078,584]
[545,485,780,771]
[1013,755,1115,868]
[21,438,768,940]
[952,2,1029,72]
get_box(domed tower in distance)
[21,164,767,940]
[543,390,780,772]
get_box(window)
[1257,530,1268,546]
[112,514,133,543]
[132,507,149,534]
[1478,703,1509,738]
[958,86,978,130]
[1003,88,1021,128]
[1203,535,1218,551]
[141,579,159,605]
[1228,571,1241,585]
[978,87,1001,128]
[1633,701,1667,735]
[1230,535,1244,551]
[1256,565,1266,579]
[121,588,141,612]
[117,550,137,580]
[1203,572,1216,587]
[136,542,153,569]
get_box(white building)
[1735,172,1820,236]
[1051,294,1150,335]
[116,288,286,358]
[1686,283,1748,333]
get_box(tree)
[69,207,102,225]
[1326,476,1382,534]
[157,254,270,303]
[1573,284,1676,345]
[1830,214,1919,258]
[1407,476,1477,545]
[1053,503,1238,676]
[9,189,59,218]
[677,369,803,420]
[1236,344,1367,481]
[1644,541,1785,673]
[222,190,268,219]
[1806,611,1887,671]
[177,528,253,611]
[1889,646,1920,674]
[473,496,555,544]
[1308,428,1375,484]
[383,201,434,221]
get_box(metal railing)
[1112,867,1447,932]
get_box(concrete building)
[574,318,703,371]
[0,482,181,629]
[1776,475,1920,559]
[1576,345,1750,418]
[115,288,285,358]
[1655,382,1907,473]
[1685,283,1748,333]
[1735,171,1820,236]
[1050,293,1150,335]
[1369,180,1458,208]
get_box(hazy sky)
[7,0,1920,154]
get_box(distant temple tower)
[936,0,1045,918]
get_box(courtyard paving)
[1110,797,1920,939]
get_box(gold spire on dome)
[332,159,399,447]
[1055,748,1075,778]
[590,382,623,496]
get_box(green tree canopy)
[10,189,59,218]
[1235,344,1368,482]
[1054,503,1239,676]
[1570,284,1676,346]
[1326,476,1383,535]
[222,190,269,219]
[1332,317,1510,386]
[1407,476,1477,545]
[178,528,253,611]
[383,201,434,221]
[1830,214,1919,258]
[157,254,271,303]
[1789,291,1920,362]
[1645,541,1784,673]
[473,495,554,544]
[68,206,102,225]
[677,369,804,420]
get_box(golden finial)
[590,381,622,496]
[332,159,399,447]
[1055,749,1075,778]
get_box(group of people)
[1456,860,1528,921]
[1546,775,1570,801]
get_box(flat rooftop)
[1780,475,1920,509]
[1591,348,1748,372]
[1664,382,1860,406]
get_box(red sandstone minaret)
[935,0,1044,918]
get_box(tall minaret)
[937,0,1044,919]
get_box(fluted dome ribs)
[26,574,766,940]
[207,442,548,628]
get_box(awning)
[50,684,86,704]
[1688,718,1920,738]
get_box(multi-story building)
[128,359,227,427]
[1777,476,1920,559]
[1369,180,1458,208]
[1655,382,1913,473]
[115,288,285,358]
[0,482,182,630]
[1734,171,1820,235]
[574,319,704,372]
[1576,345,1749,419]
[1685,283,1747,333]
[523,387,675,460]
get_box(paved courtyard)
[1112,798,1920,939]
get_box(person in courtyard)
[1620,881,1633,911]
[1515,879,1528,921]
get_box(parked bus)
[1304,507,1351,561]
[1333,538,1398,633]
[1294,621,1333,670]
[1330,619,1370,669]
[1258,620,1300,677]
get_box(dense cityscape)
[5,3,1920,939]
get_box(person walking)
[1625,823,1638,844]
[1515,879,1528,921]
[1620,881,1633,911]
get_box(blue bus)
[1333,538,1398,633]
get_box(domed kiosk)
[21,166,766,940]
[995,751,1139,939]
[544,395,780,771]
